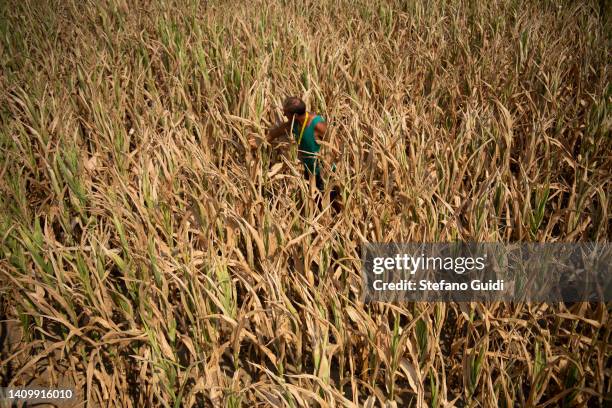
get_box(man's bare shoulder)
[314,118,328,134]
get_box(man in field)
[249,96,340,209]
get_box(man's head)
[282,96,306,119]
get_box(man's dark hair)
[283,96,306,115]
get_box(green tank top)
[292,114,323,174]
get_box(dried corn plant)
[0,0,610,406]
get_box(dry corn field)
[1,0,611,406]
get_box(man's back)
[292,113,324,175]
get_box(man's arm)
[267,121,291,142]
[314,121,328,137]
[249,121,291,149]
[315,121,340,158]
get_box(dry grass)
[0,0,610,406]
